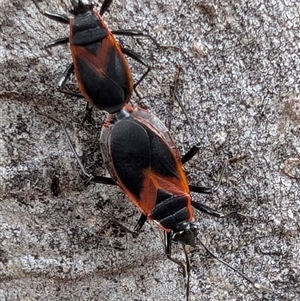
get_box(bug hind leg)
[120,47,152,100]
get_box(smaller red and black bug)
[32,0,159,113]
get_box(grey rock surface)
[1,0,299,300]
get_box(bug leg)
[187,155,248,196]
[112,29,160,48]
[57,63,86,100]
[181,145,200,164]
[46,37,69,48]
[133,214,147,233]
[43,114,112,183]
[81,103,95,125]
[32,0,69,24]
[90,176,115,185]
[43,116,127,186]
[120,47,151,99]
[100,0,113,16]
[189,156,252,220]
[164,232,190,301]
[211,155,248,192]
[192,201,253,220]
[164,233,188,277]
[58,63,75,88]
[171,67,202,164]
[109,214,148,239]
[59,90,84,99]
[114,30,159,97]
[59,127,115,184]
[49,119,144,235]
[191,201,240,218]
[172,68,247,195]
[112,214,147,239]
[109,218,139,237]
[188,185,212,194]
[43,115,93,179]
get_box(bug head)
[172,222,199,247]
[70,0,94,15]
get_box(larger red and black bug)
[32,0,158,113]
[45,102,267,300]
[101,104,198,245]
[49,104,254,300]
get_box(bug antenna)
[198,239,273,293]
[164,232,191,300]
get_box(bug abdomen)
[150,193,193,232]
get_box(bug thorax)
[113,105,134,121]
[172,222,199,247]
[103,106,133,126]
[70,0,94,15]
[114,109,131,122]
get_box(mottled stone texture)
[1,0,299,300]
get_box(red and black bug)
[50,104,255,300]
[101,104,198,245]
[46,102,267,299]
[32,0,158,113]
[98,104,241,249]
